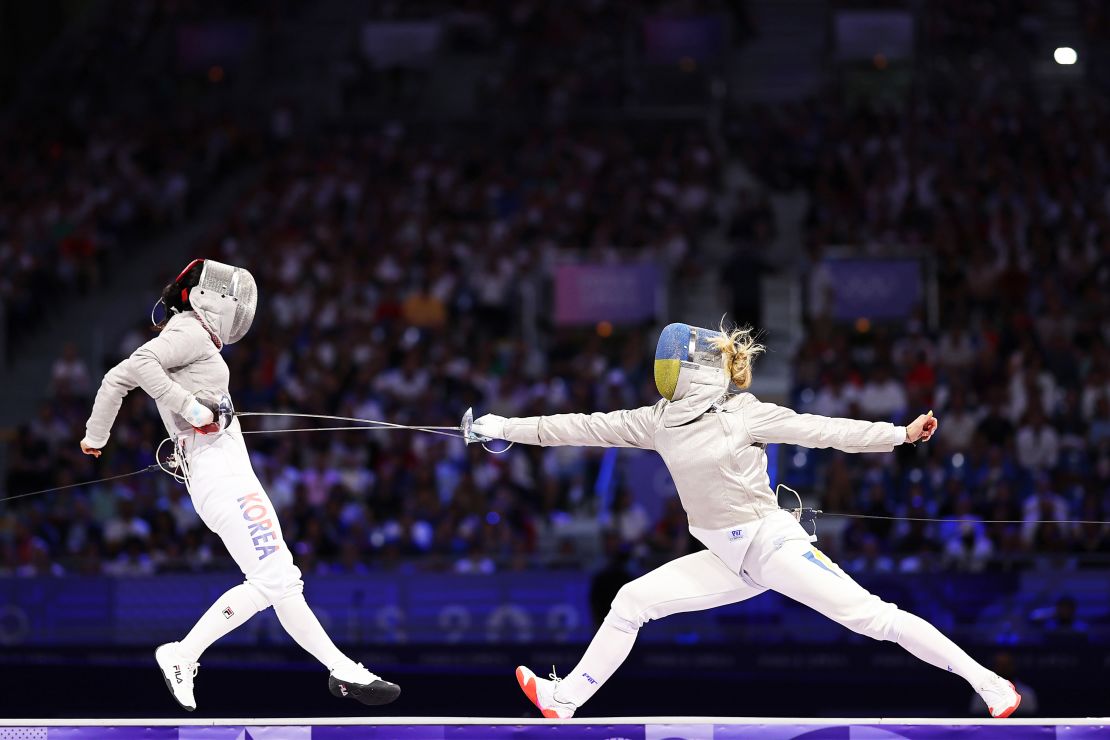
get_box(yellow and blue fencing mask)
[654,322,728,401]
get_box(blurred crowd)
[0,0,259,352]
[0,117,249,349]
[759,90,1110,571]
[6,87,1110,574]
[342,0,748,115]
[1,121,720,577]
[3,0,1109,582]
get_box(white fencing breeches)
[184,424,303,606]
[555,510,988,708]
[175,425,351,671]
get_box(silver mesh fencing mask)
[188,259,257,345]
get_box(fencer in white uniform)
[81,259,399,710]
[472,322,1021,719]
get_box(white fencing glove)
[471,413,507,441]
[182,395,217,430]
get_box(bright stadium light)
[1054,47,1078,65]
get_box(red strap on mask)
[175,258,204,283]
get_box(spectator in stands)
[50,343,91,397]
[607,489,651,553]
[976,391,1015,448]
[940,390,980,453]
[807,368,858,419]
[858,364,908,422]
[1039,596,1090,644]
[1089,397,1110,447]
[940,496,995,574]
[402,279,448,328]
[846,534,895,573]
[1015,405,1061,471]
[1022,475,1072,551]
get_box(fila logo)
[729,529,745,541]
[174,666,183,684]
[581,672,598,685]
[222,606,235,619]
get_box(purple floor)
[4,718,1108,739]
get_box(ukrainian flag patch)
[803,548,841,578]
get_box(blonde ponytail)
[709,323,764,390]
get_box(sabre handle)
[194,391,235,435]
[461,407,492,445]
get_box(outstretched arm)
[744,401,937,452]
[475,402,663,450]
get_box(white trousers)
[555,509,988,708]
[174,422,350,671]
[627,510,898,637]
[183,422,303,604]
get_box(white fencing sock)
[178,582,266,663]
[894,611,990,687]
[274,593,352,672]
[554,612,639,708]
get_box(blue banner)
[0,573,591,647]
[1,570,1106,647]
[821,258,922,322]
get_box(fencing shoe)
[977,673,1022,718]
[329,662,401,706]
[516,665,576,719]
[155,642,198,712]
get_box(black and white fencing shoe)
[328,662,401,706]
[154,642,199,712]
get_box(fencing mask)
[154,258,257,346]
[185,259,257,345]
[654,322,728,402]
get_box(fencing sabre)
[233,407,510,451]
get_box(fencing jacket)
[502,364,907,529]
[84,311,230,447]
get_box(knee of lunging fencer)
[609,583,653,630]
[603,608,640,635]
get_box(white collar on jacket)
[662,363,730,427]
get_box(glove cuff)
[503,417,540,445]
